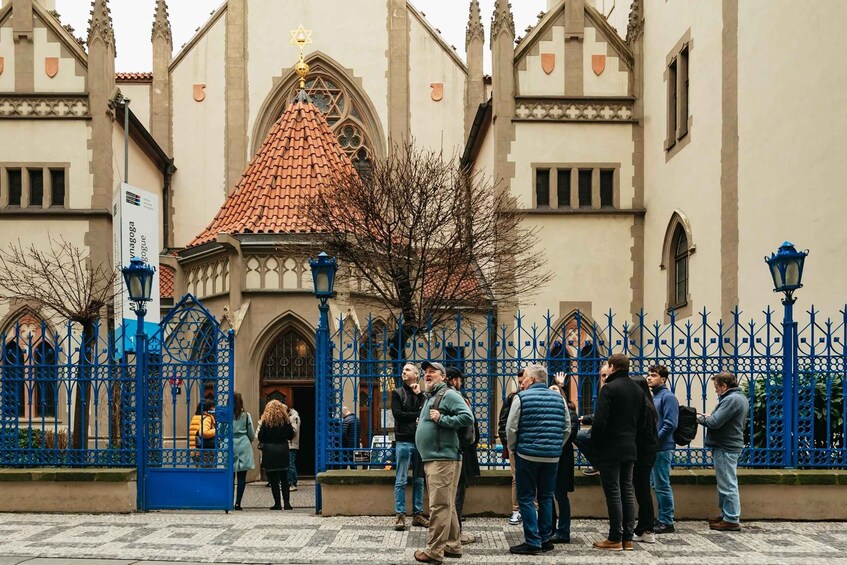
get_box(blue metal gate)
[140,294,235,511]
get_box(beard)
[423,380,435,393]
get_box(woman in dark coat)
[551,372,579,544]
[633,375,659,542]
[258,400,295,510]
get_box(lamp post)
[121,256,156,511]
[309,252,338,514]
[765,241,809,467]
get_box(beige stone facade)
[2,0,847,477]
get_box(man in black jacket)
[392,363,429,531]
[590,354,648,552]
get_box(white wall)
[169,13,226,247]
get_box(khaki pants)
[509,454,519,512]
[423,460,463,560]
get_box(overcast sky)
[55,0,549,73]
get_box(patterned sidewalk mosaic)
[1,486,846,564]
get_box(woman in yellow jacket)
[190,398,216,465]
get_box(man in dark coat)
[341,406,359,468]
[447,367,480,543]
[498,368,528,526]
[590,354,648,551]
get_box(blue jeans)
[515,456,558,548]
[574,428,595,466]
[651,450,675,525]
[713,448,741,523]
[288,450,298,487]
[394,441,424,515]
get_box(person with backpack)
[258,400,295,510]
[446,367,480,543]
[391,363,429,531]
[498,368,529,526]
[647,365,679,534]
[413,361,474,564]
[189,398,216,466]
[505,364,568,556]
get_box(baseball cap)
[421,361,446,374]
[445,367,463,380]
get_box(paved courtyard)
[1,484,847,565]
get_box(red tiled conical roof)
[188,90,358,247]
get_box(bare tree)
[0,237,118,449]
[307,142,552,335]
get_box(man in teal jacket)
[414,361,474,565]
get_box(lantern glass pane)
[315,272,329,294]
[143,272,154,299]
[769,262,783,290]
[129,276,143,300]
[785,261,801,287]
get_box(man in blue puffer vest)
[506,364,569,556]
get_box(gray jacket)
[698,387,748,452]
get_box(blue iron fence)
[319,307,847,473]
[0,320,136,467]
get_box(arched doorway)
[260,326,316,476]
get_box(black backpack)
[430,387,477,449]
[674,405,698,446]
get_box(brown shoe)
[394,513,406,531]
[622,540,634,551]
[593,539,623,551]
[414,550,443,564]
[412,513,430,528]
[710,520,741,532]
[708,515,723,524]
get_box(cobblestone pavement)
[1,483,847,565]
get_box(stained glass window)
[261,328,315,381]
[290,73,374,167]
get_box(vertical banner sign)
[113,183,160,356]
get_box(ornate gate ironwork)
[141,294,235,511]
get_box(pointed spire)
[87,0,115,53]
[491,0,515,43]
[466,0,484,48]
[151,0,172,44]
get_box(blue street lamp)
[765,242,808,468]
[309,252,337,514]
[121,257,155,510]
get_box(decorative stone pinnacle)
[152,0,172,44]
[626,0,644,45]
[87,0,115,53]
[466,0,485,47]
[491,0,515,43]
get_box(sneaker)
[541,541,554,553]
[509,543,541,555]
[633,532,656,543]
[549,534,570,544]
[412,513,430,528]
[508,510,522,525]
[289,485,298,491]
[622,540,634,551]
[654,523,675,534]
[710,520,741,532]
[592,539,623,551]
[582,466,600,476]
[394,513,406,531]
[460,532,476,544]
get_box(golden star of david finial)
[290,25,313,49]
[290,25,313,88]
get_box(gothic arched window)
[261,328,315,381]
[671,225,690,309]
[1,317,58,419]
[289,74,374,169]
